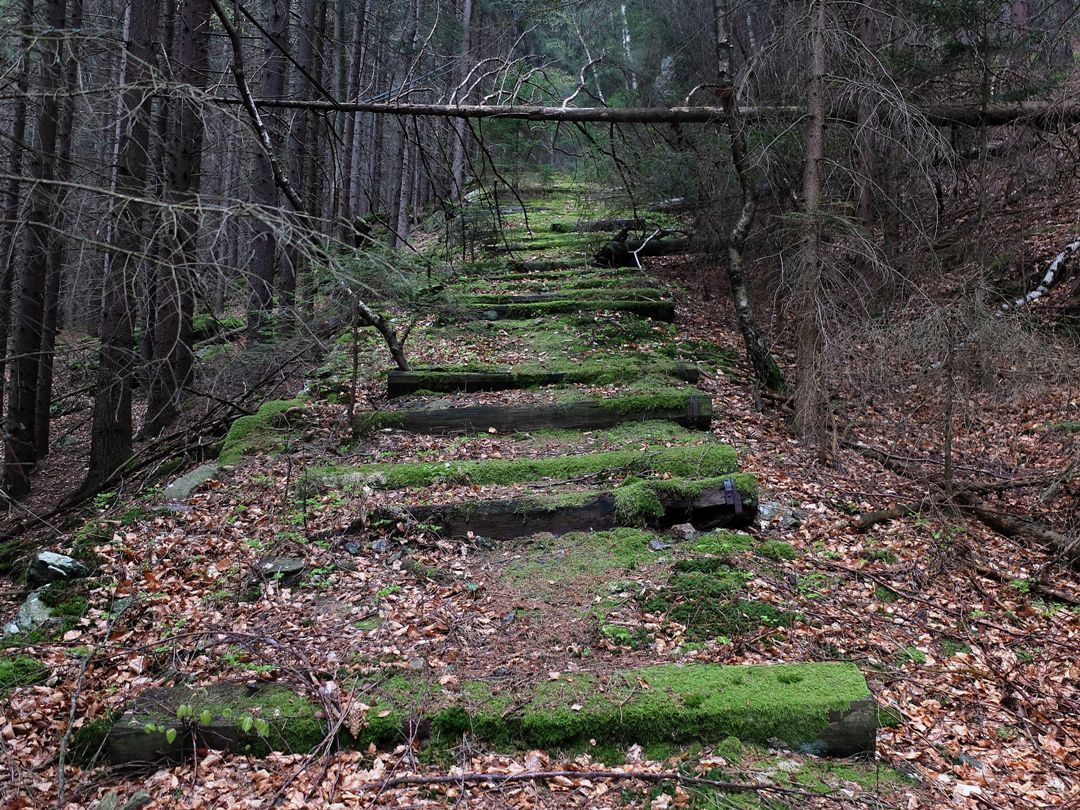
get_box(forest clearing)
[0,0,1079,807]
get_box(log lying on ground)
[551,218,646,233]
[462,288,663,306]
[369,476,757,539]
[93,662,875,766]
[594,237,690,268]
[468,298,676,322]
[306,443,740,491]
[386,362,700,397]
[956,493,1080,564]
[356,391,713,434]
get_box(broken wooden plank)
[372,478,757,540]
[356,392,712,435]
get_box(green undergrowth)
[192,313,245,342]
[219,399,306,465]
[307,443,739,490]
[0,654,48,693]
[501,528,661,594]
[469,298,674,320]
[637,531,799,641]
[95,662,873,764]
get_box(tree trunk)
[714,0,785,392]
[142,0,210,437]
[339,0,369,239]
[793,0,828,450]
[5,0,64,499]
[84,0,158,491]
[34,0,82,459]
[247,0,290,341]
[0,0,35,427]
[450,0,473,198]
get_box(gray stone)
[669,523,698,542]
[162,463,220,501]
[370,538,389,554]
[757,501,806,532]
[649,539,670,551]
[27,551,91,586]
[5,589,53,635]
[258,557,306,584]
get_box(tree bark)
[84,0,158,491]
[142,0,210,437]
[5,0,64,498]
[247,0,291,341]
[0,0,35,427]
[714,0,785,392]
[34,0,82,459]
[793,0,828,449]
[449,0,473,198]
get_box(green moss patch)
[219,399,306,465]
[0,655,48,693]
[309,443,739,490]
[100,662,875,765]
[501,528,659,596]
[642,558,798,641]
[612,475,757,525]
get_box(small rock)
[649,539,670,551]
[370,538,389,553]
[335,559,358,572]
[5,589,53,635]
[774,759,802,773]
[408,657,427,670]
[27,551,91,587]
[162,463,220,501]
[757,501,805,532]
[258,557,306,584]
[473,536,496,550]
[344,541,362,555]
[669,523,698,542]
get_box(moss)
[495,662,870,752]
[715,735,744,763]
[392,356,696,391]
[105,663,872,763]
[192,313,244,342]
[462,287,663,306]
[0,654,48,693]
[71,712,118,765]
[474,299,674,320]
[219,399,305,465]
[502,529,657,592]
[38,580,90,618]
[757,541,797,561]
[312,443,739,490]
[612,475,757,526]
[690,531,754,556]
[595,385,707,417]
[861,547,898,564]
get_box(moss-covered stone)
[612,475,757,525]
[219,399,306,465]
[309,443,739,490]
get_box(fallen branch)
[967,552,1080,607]
[1001,234,1080,311]
[956,493,1079,565]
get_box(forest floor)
[1,181,1079,809]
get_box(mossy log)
[356,393,712,435]
[95,662,875,766]
[462,288,662,306]
[594,237,691,268]
[372,479,757,540]
[551,218,646,233]
[385,363,700,397]
[469,299,676,322]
